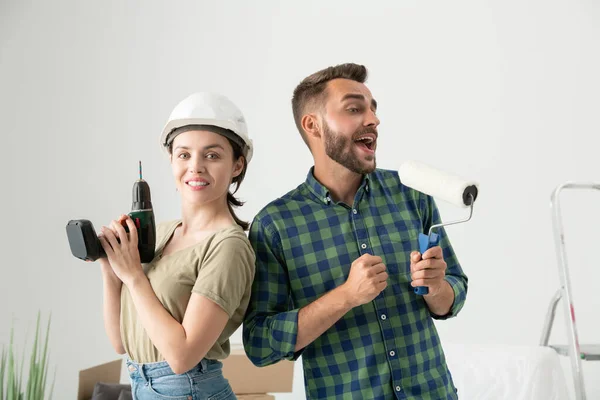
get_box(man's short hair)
[292,63,368,146]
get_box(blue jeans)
[126,358,236,400]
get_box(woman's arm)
[99,257,126,354]
[126,278,229,374]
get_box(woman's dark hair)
[224,137,249,231]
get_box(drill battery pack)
[66,213,156,263]
[66,219,105,262]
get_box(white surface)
[1,0,599,399]
[444,343,570,400]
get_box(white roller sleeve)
[398,160,479,208]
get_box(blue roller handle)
[414,232,440,295]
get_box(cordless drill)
[66,161,156,263]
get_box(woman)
[98,92,255,400]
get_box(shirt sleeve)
[192,236,255,318]
[421,194,469,320]
[242,216,303,367]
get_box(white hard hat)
[160,92,253,163]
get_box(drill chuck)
[132,179,153,210]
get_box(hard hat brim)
[160,118,253,163]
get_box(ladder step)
[550,344,600,360]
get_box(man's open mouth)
[354,134,376,151]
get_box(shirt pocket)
[377,225,419,279]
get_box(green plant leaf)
[1,345,6,399]
[37,314,51,400]
[47,368,56,400]
[25,314,40,400]
[2,312,54,400]
[16,324,28,400]
[7,325,15,400]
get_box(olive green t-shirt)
[120,220,255,363]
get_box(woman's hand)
[98,215,145,287]
[97,255,122,285]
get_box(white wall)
[1,0,598,398]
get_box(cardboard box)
[77,359,122,400]
[221,345,294,395]
[78,346,293,399]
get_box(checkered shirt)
[243,168,468,400]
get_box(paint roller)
[398,160,479,295]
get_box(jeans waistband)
[126,358,221,379]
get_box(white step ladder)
[540,182,600,400]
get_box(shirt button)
[390,350,396,356]
[381,314,387,320]
[361,243,367,249]
[353,209,358,214]
[396,386,402,392]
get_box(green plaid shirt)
[243,168,468,400]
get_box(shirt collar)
[305,167,371,205]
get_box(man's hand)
[342,254,388,307]
[410,246,447,296]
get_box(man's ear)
[301,113,321,141]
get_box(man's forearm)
[424,280,454,316]
[295,285,353,351]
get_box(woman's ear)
[232,156,245,179]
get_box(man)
[243,63,468,399]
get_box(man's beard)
[323,122,377,175]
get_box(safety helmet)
[160,92,253,163]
